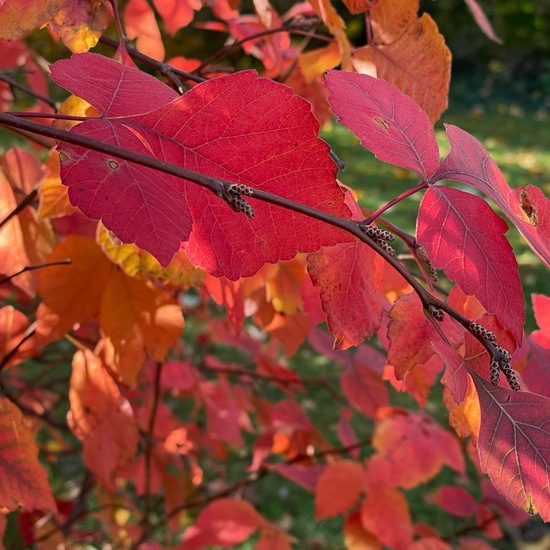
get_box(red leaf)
[433,485,479,517]
[471,371,550,520]
[181,498,270,549]
[417,186,524,343]
[387,292,461,379]
[307,240,385,349]
[361,486,412,550]
[341,360,389,419]
[200,379,244,444]
[50,53,177,116]
[364,408,465,489]
[531,293,550,348]
[432,341,469,404]
[0,398,56,512]
[463,0,502,44]
[51,54,352,276]
[315,460,364,519]
[325,70,440,178]
[0,306,34,367]
[432,124,550,270]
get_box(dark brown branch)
[0,187,38,230]
[0,259,72,286]
[0,72,57,109]
[0,112,512,373]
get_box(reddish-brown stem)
[99,35,206,85]
[0,112,511,370]
[193,23,329,73]
[364,180,428,224]
[142,361,163,524]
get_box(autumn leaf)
[471,372,550,520]
[49,0,111,52]
[417,185,524,343]
[352,13,451,122]
[326,70,440,178]
[99,267,184,387]
[180,498,271,549]
[368,0,419,43]
[153,0,201,34]
[124,0,165,60]
[433,485,479,517]
[307,240,385,350]
[361,485,413,550]
[364,407,465,489]
[2,148,45,195]
[463,0,502,44]
[315,460,364,519]
[68,349,139,492]
[0,398,56,512]
[432,341,470,404]
[36,236,112,341]
[0,0,57,40]
[0,168,55,297]
[0,306,34,368]
[432,124,550,270]
[343,512,382,550]
[51,53,352,277]
[531,293,550,348]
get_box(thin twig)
[0,259,72,285]
[0,322,36,371]
[0,187,38,230]
[0,72,57,109]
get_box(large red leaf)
[432,124,550,270]
[51,53,352,277]
[325,70,440,178]
[307,241,385,349]
[417,186,524,343]
[471,372,550,520]
[0,398,56,512]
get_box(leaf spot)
[520,190,538,226]
[59,152,70,163]
[373,117,390,131]
[108,159,120,170]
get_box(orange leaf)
[369,0,419,43]
[361,486,412,550]
[181,498,270,549]
[0,398,56,512]
[0,306,34,368]
[298,42,341,83]
[36,236,112,342]
[0,167,55,297]
[2,148,44,195]
[124,0,165,60]
[152,0,201,35]
[315,460,364,519]
[344,512,381,549]
[99,268,184,387]
[38,151,78,219]
[255,527,294,550]
[68,349,139,492]
[49,0,111,53]
[352,14,451,122]
[0,0,56,40]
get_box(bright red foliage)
[0,0,548,547]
